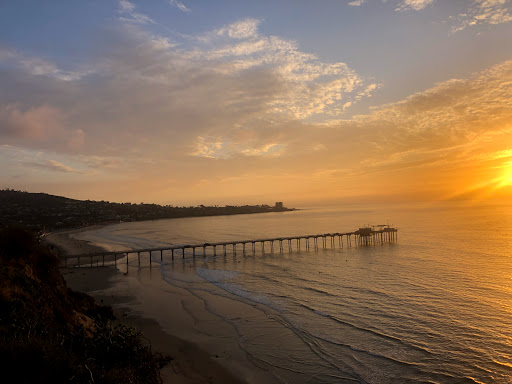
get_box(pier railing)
[61,227,397,268]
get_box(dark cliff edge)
[0,225,170,384]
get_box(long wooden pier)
[62,226,397,268]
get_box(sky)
[1,0,512,206]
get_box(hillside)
[0,225,169,383]
[0,189,294,232]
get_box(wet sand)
[47,228,250,384]
[44,226,108,256]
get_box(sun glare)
[498,161,512,187]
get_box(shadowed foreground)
[0,225,170,384]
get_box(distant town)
[0,189,295,233]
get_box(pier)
[62,226,397,268]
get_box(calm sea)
[76,202,512,384]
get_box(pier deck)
[62,226,397,268]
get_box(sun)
[496,161,512,189]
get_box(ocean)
[74,202,512,384]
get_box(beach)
[47,228,259,384]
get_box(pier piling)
[63,226,397,268]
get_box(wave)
[195,266,285,311]
[302,286,338,297]
[196,266,240,282]
[295,301,435,357]
[189,265,435,383]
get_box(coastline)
[44,225,108,256]
[48,227,250,384]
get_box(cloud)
[216,18,261,39]
[339,60,512,178]
[202,23,369,120]
[240,143,286,157]
[117,0,154,24]
[345,0,511,31]
[348,0,366,6]
[452,0,512,32]
[79,155,123,169]
[0,15,375,165]
[0,104,63,141]
[395,0,435,11]
[192,137,229,159]
[359,60,512,135]
[21,159,81,173]
[118,0,135,12]
[46,160,79,173]
[191,136,286,159]
[169,0,190,13]
[391,0,512,30]
[0,47,90,81]
[312,144,327,151]
[0,103,87,152]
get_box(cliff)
[0,225,169,383]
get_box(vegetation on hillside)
[0,189,294,233]
[0,225,170,383]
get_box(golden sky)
[1,1,512,205]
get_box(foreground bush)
[0,225,169,383]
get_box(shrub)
[0,226,169,383]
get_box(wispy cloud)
[169,0,190,13]
[192,137,229,159]
[348,0,366,6]
[0,47,90,81]
[215,18,261,39]
[339,60,512,178]
[343,0,512,31]
[21,159,81,173]
[241,143,286,157]
[200,19,371,120]
[395,0,435,11]
[118,0,135,12]
[118,0,154,24]
[79,156,123,169]
[392,0,512,30]
[452,0,512,32]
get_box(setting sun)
[498,161,512,188]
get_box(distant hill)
[0,189,294,233]
[1,189,73,207]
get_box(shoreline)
[48,227,250,384]
[44,225,109,256]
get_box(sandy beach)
[47,227,252,384]
[44,226,108,256]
